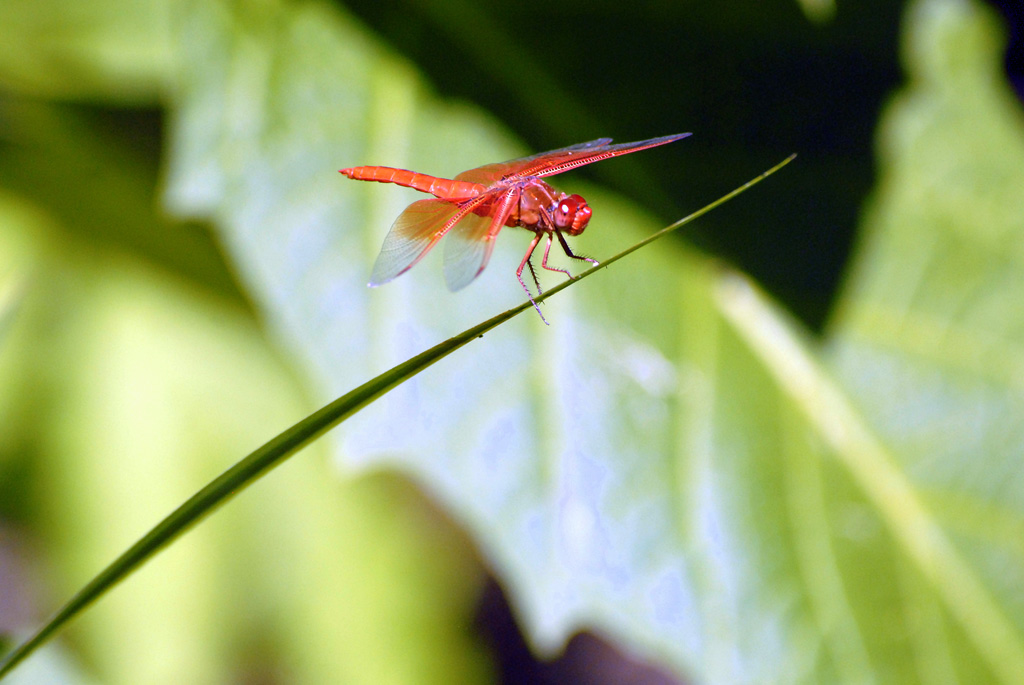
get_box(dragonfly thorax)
[512,180,592,236]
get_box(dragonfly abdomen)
[339,166,482,200]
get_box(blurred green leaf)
[826,0,1024,680]
[0,643,89,685]
[0,199,32,350]
[0,192,50,488]
[795,0,836,23]
[0,0,172,103]
[0,144,789,682]
[0,101,244,301]
[3,0,1023,681]
[159,0,1024,681]
[0,285,21,347]
[0,19,493,682]
[0,229,494,683]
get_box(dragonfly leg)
[541,234,573,279]
[517,233,549,325]
[555,230,599,268]
[526,258,544,296]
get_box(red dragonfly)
[340,133,690,321]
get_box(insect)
[340,133,690,322]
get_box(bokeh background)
[2,0,1023,683]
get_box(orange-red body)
[339,167,591,235]
[339,133,690,322]
[339,166,485,201]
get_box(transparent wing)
[453,138,613,186]
[453,133,689,185]
[442,189,519,291]
[369,199,463,286]
[524,133,691,179]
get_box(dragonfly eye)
[554,194,591,235]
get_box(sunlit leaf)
[826,0,1024,680]
[163,0,1024,680]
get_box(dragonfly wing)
[452,134,689,183]
[369,198,463,286]
[453,138,613,186]
[442,189,519,291]
[528,133,691,178]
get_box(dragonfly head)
[554,194,591,236]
